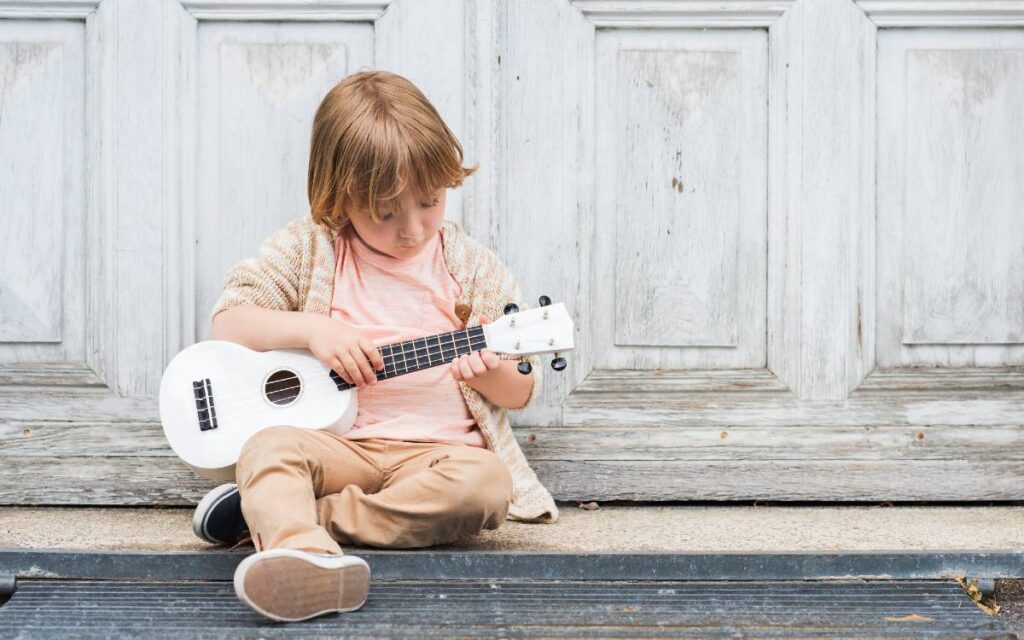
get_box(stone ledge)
[1,504,1022,553]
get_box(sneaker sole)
[192,482,242,544]
[234,549,371,622]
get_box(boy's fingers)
[360,337,385,371]
[330,356,350,384]
[467,353,488,376]
[350,347,377,382]
[458,356,475,380]
[340,352,365,386]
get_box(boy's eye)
[381,212,394,221]
[421,197,440,208]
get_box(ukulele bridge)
[192,378,218,432]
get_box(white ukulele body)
[159,340,358,483]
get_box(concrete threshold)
[2,504,1022,553]
[0,504,1021,583]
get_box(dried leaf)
[228,533,253,552]
[884,614,933,622]
[954,576,1001,615]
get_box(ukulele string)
[198,331,485,407]
[198,344,501,423]
[206,335,488,411]
[201,335,492,414]
[196,347,530,425]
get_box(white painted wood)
[564,389,1024,429]
[476,0,596,427]
[3,0,1024,506]
[859,0,1024,26]
[4,418,1023,503]
[877,28,1024,367]
[375,0,467,227]
[191,21,373,349]
[768,0,877,399]
[12,418,1024,460]
[0,363,106,386]
[86,0,117,390]
[596,29,767,363]
[528,459,1024,501]
[0,21,83,347]
[0,0,98,19]
[180,0,388,21]
[572,0,795,27]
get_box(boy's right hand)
[306,316,386,388]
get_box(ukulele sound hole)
[264,369,301,406]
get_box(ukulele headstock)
[480,296,574,374]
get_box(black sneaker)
[193,482,249,545]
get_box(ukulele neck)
[329,326,487,390]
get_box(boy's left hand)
[451,314,502,382]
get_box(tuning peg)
[538,295,551,307]
[517,360,532,375]
[551,353,567,371]
[503,303,519,315]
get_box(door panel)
[596,30,767,364]
[193,21,373,342]
[877,29,1024,366]
[0,20,85,357]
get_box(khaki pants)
[234,425,514,554]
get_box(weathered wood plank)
[0,422,175,456]
[768,0,877,400]
[3,455,1022,505]
[532,460,1024,501]
[574,367,1024,394]
[572,369,789,394]
[516,425,1024,461]
[0,363,105,387]
[0,457,211,505]
[4,421,1023,462]
[564,389,1024,428]
[0,388,159,422]
[857,367,1024,391]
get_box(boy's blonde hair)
[307,70,478,234]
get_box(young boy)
[192,70,559,622]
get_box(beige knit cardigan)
[210,214,559,524]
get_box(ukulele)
[159,299,573,482]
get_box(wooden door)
[1,0,1022,505]
[0,0,469,504]
[481,0,1024,501]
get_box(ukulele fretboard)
[329,326,487,390]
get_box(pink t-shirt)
[329,224,486,448]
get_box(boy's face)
[348,186,446,259]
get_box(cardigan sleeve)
[471,248,544,411]
[209,219,305,323]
